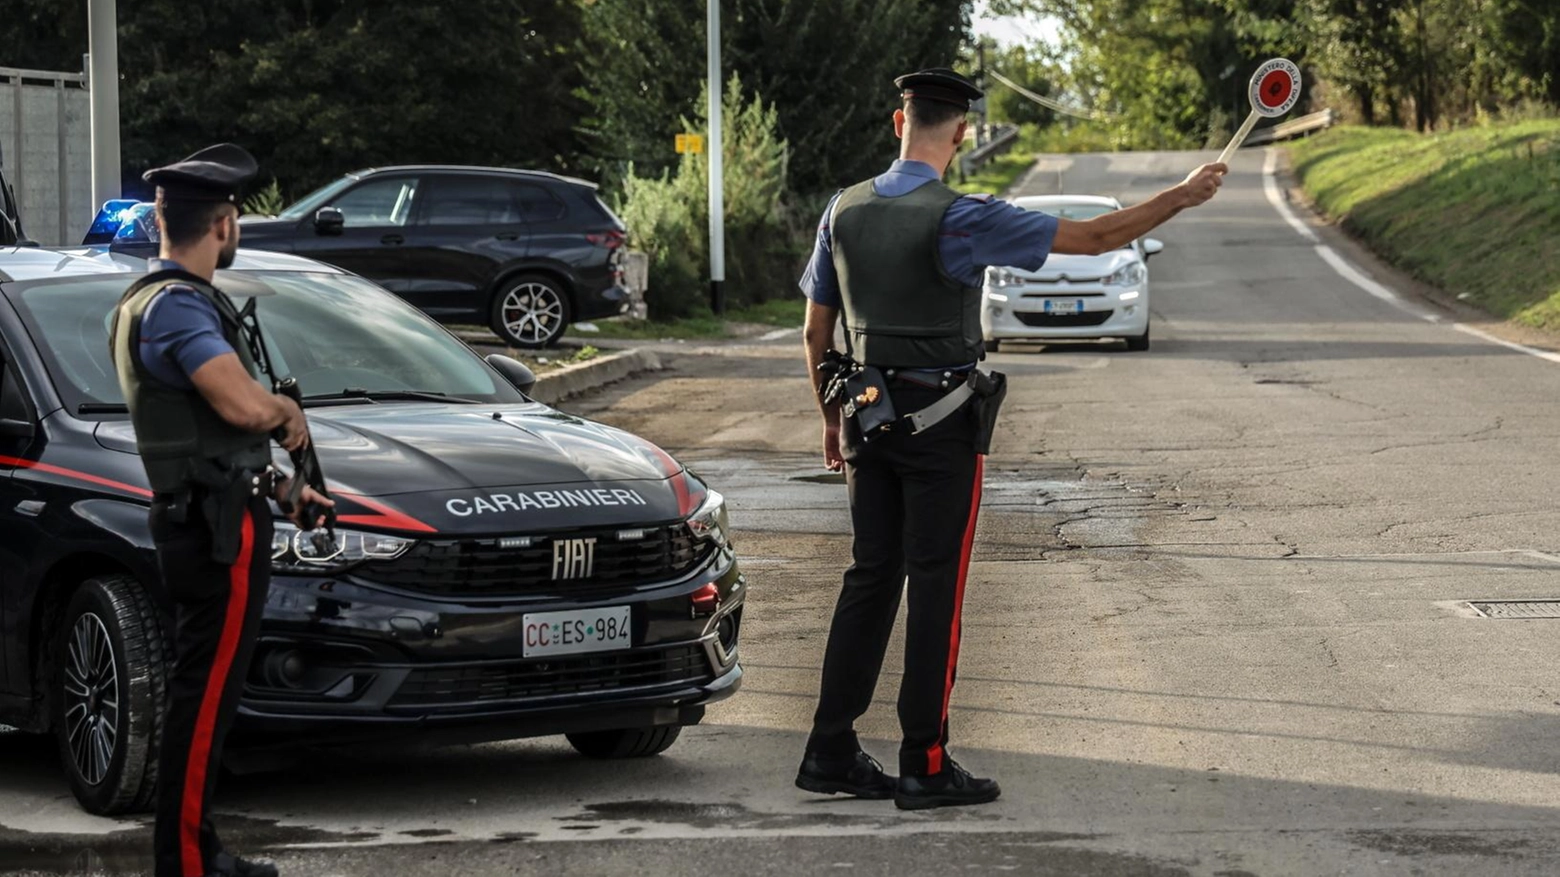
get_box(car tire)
[1125,324,1151,352]
[985,339,1001,353]
[53,574,167,816]
[490,274,572,349]
[566,725,683,759]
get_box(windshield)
[1017,202,1116,221]
[7,270,524,414]
[275,176,359,221]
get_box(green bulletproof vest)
[110,271,272,493]
[830,177,983,368]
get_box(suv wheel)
[491,275,572,349]
[54,574,166,815]
[566,725,683,759]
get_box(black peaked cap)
[895,67,983,109]
[142,143,258,203]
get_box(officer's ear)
[953,119,968,147]
[893,108,908,140]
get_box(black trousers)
[150,492,272,877]
[809,382,984,777]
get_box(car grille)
[357,524,709,596]
[386,645,713,709]
[1015,310,1114,328]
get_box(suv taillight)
[586,230,626,250]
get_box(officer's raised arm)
[1051,162,1227,255]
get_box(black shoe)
[895,759,1001,811]
[210,851,279,877]
[795,749,897,799]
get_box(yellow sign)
[675,133,705,155]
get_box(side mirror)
[314,207,345,236]
[485,354,537,398]
[0,418,34,439]
[1142,238,1165,259]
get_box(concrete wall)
[0,77,93,247]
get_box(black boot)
[211,851,279,877]
[895,759,1001,811]
[796,749,897,799]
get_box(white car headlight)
[271,523,415,574]
[1104,263,1147,287]
[687,489,729,548]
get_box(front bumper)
[231,545,744,742]
[982,284,1148,341]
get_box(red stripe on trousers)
[928,454,984,775]
[180,511,253,877]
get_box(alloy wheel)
[62,613,119,787]
[500,282,565,347]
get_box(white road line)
[1261,150,1318,242]
[1451,322,1560,365]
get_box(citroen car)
[0,218,743,816]
[982,195,1163,352]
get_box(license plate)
[1042,299,1084,315]
[522,606,632,657]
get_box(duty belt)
[819,352,1002,440]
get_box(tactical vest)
[830,177,983,368]
[110,270,272,493]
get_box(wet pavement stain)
[564,800,1004,832]
[1349,830,1535,859]
[0,815,379,874]
[398,828,455,838]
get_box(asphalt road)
[8,147,1560,876]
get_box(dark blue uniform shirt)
[136,258,235,390]
[799,159,1060,308]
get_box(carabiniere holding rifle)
[108,143,333,877]
[797,68,1226,810]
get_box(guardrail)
[1244,108,1336,147]
[959,124,1020,177]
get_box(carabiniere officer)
[796,68,1226,809]
[109,143,332,877]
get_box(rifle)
[273,376,336,536]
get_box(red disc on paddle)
[1258,70,1293,110]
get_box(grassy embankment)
[1288,120,1560,330]
[567,297,807,340]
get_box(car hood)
[93,402,701,534]
[1004,249,1139,282]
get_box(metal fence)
[0,65,93,247]
[1245,109,1337,147]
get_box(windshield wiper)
[307,388,479,405]
[78,402,128,414]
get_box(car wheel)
[985,339,1001,353]
[566,725,683,759]
[1125,324,1150,352]
[491,275,572,349]
[54,574,166,815]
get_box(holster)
[968,369,1008,455]
[190,461,274,565]
[842,366,897,440]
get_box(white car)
[982,195,1163,352]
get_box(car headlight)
[270,522,415,575]
[1104,263,1147,287]
[687,489,729,548]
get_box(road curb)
[529,348,663,405]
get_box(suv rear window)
[420,176,568,226]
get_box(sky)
[971,1,1063,49]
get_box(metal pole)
[87,0,120,210]
[706,0,726,315]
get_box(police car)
[0,204,743,815]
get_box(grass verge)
[570,298,806,340]
[950,126,1044,196]
[510,344,600,373]
[1288,121,1560,330]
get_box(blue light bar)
[112,203,159,246]
[83,199,142,245]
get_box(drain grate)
[1467,600,1560,619]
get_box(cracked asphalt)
[7,148,1560,875]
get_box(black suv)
[239,166,630,348]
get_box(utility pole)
[976,39,989,146]
[706,0,726,315]
[87,0,120,210]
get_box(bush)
[618,75,806,319]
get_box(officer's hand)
[277,479,336,529]
[278,396,309,452]
[823,422,843,472]
[1179,163,1227,207]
